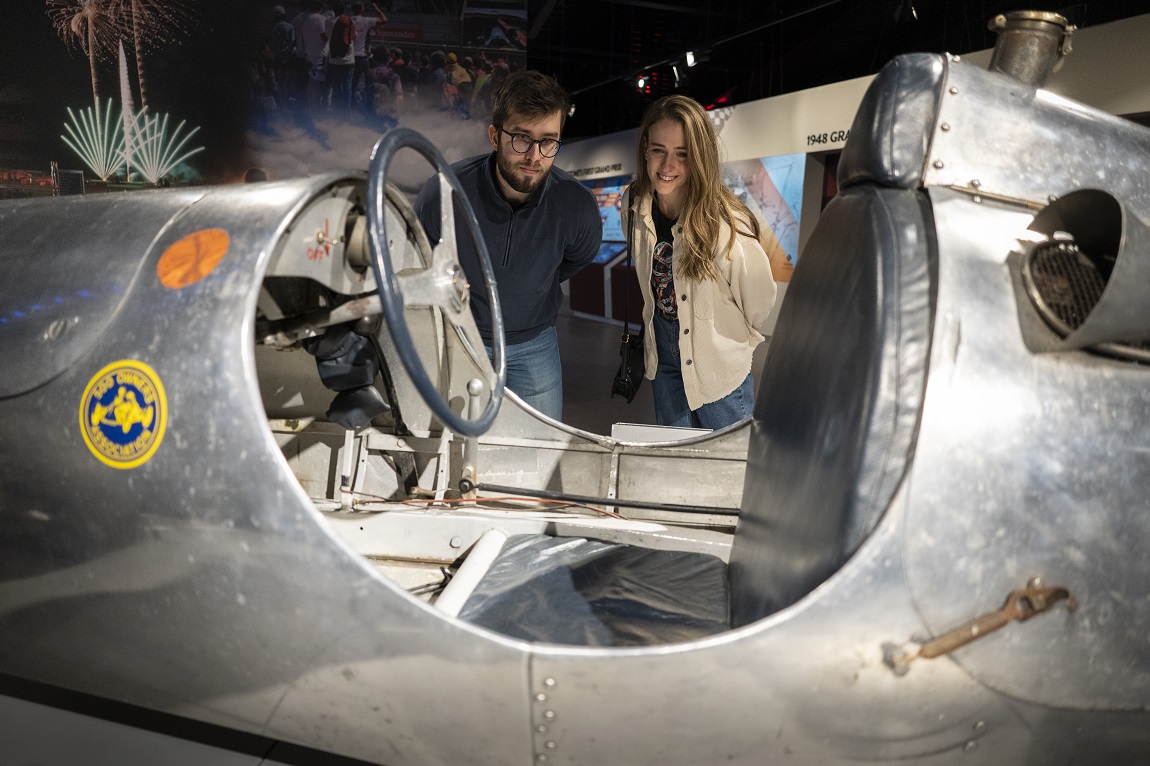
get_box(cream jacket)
[621,189,779,410]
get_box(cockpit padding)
[458,535,729,646]
[725,54,946,627]
[728,184,936,627]
[836,53,945,192]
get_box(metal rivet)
[544,710,556,720]
[973,720,987,734]
[449,536,463,549]
[545,741,557,749]
[535,693,547,702]
[543,677,557,688]
[953,55,962,62]
[536,725,548,733]
[950,86,959,95]
[536,755,548,763]
[1048,194,1058,203]
[940,123,951,131]
[970,179,981,188]
[396,439,406,448]
[964,740,979,753]
[933,160,944,169]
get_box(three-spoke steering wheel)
[366,129,506,437]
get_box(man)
[414,70,602,422]
[444,52,472,119]
[365,46,403,121]
[269,5,297,104]
[417,51,449,112]
[296,0,329,108]
[324,2,357,111]
[388,48,419,97]
[350,0,387,105]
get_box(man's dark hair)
[491,70,570,131]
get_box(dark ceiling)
[526,0,1150,139]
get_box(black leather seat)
[729,54,945,626]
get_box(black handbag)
[612,195,644,403]
[612,326,644,402]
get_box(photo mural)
[0,1,527,196]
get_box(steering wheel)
[366,128,506,437]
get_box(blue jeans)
[651,312,753,430]
[486,325,563,421]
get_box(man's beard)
[496,148,549,196]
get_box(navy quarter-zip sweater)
[414,152,602,345]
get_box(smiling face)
[645,117,690,218]
[488,110,563,204]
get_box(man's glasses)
[498,128,562,158]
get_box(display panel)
[723,153,806,282]
[582,174,632,243]
[593,241,629,265]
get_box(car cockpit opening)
[250,135,747,648]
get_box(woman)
[622,95,780,430]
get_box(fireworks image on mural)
[117,0,197,107]
[46,0,129,100]
[61,97,126,180]
[46,0,195,106]
[49,0,205,184]
[119,40,137,178]
[129,111,204,184]
[61,99,204,184]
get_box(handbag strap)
[623,189,638,337]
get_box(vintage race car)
[2,18,1149,765]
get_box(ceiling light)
[567,103,576,117]
[893,0,918,23]
[685,50,710,68]
[637,76,646,90]
[672,65,681,87]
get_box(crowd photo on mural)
[250,2,524,141]
[0,1,528,194]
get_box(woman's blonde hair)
[631,95,760,282]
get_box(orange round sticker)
[157,229,230,289]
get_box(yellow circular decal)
[80,360,168,469]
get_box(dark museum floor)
[555,306,658,436]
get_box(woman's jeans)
[650,312,753,430]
